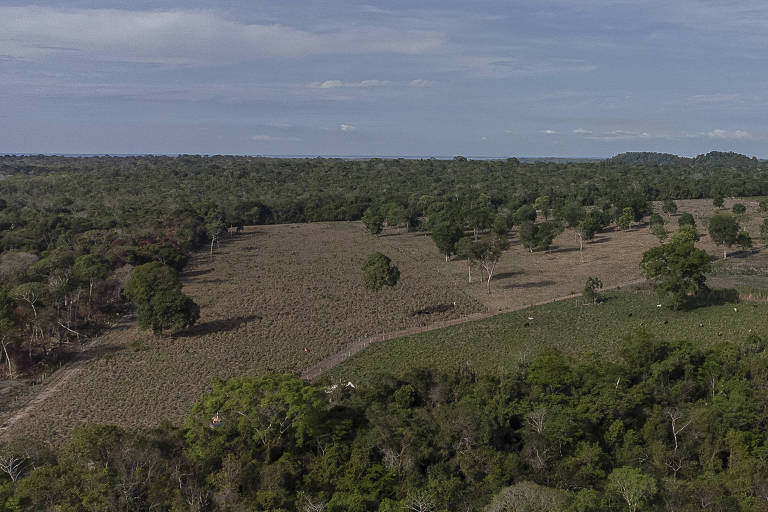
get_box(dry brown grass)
[5,198,767,443]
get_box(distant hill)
[608,152,691,166]
[609,150,759,168]
[692,151,758,168]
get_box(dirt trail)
[301,278,646,380]
[0,315,133,441]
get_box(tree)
[606,467,657,512]
[205,216,225,258]
[520,221,561,253]
[576,217,600,262]
[141,290,200,334]
[732,203,746,216]
[650,223,668,242]
[513,204,537,225]
[583,276,602,304]
[476,236,509,293]
[662,199,678,214]
[713,195,725,208]
[361,207,383,235]
[669,225,699,245]
[362,252,400,293]
[534,196,551,220]
[455,237,481,283]
[486,481,568,512]
[761,218,768,246]
[126,262,199,335]
[464,205,493,240]
[383,203,406,230]
[555,201,585,228]
[640,240,711,310]
[73,253,110,304]
[535,221,563,252]
[490,215,509,238]
[617,207,634,230]
[708,213,740,258]
[736,231,752,251]
[125,262,180,306]
[759,198,768,213]
[431,221,463,262]
[677,212,695,228]
[0,286,17,378]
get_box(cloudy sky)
[1,1,767,157]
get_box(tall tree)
[708,213,740,258]
[640,239,711,310]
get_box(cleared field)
[328,287,768,384]
[2,222,485,442]
[4,198,767,442]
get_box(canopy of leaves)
[361,252,400,293]
[640,240,711,309]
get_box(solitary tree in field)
[759,198,768,214]
[640,239,711,310]
[362,253,400,293]
[708,213,740,258]
[732,203,747,217]
[713,195,725,209]
[583,276,603,304]
[362,252,400,323]
[662,199,678,214]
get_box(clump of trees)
[125,262,199,335]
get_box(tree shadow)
[682,288,739,310]
[175,315,261,337]
[548,246,580,254]
[183,268,212,278]
[503,280,557,289]
[588,236,612,244]
[494,271,523,280]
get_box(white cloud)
[340,124,357,132]
[311,79,386,89]
[541,129,558,135]
[0,7,445,64]
[706,129,752,139]
[409,79,433,88]
[586,130,651,141]
[573,128,593,134]
[251,134,300,142]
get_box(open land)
[2,198,767,443]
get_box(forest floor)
[2,198,766,443]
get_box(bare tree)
[403,489,435,512]
[665,408,693,453]
[0,446,28,482]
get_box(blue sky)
[1,1,767,157]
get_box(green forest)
[4,331,768,510]
[1,152,768,510]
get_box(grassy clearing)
[328,286,768,384]
[3,222,485,442]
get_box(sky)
[1,1,768,157]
